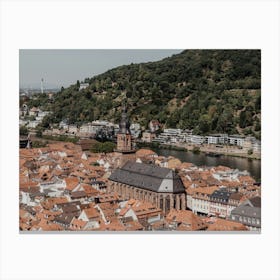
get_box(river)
[153,148,261,182]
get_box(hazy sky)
[19,49,183,89]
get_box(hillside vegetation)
[27,50,261,139]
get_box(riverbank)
[24,135,260,181]
[185,144,261,160]
[29,133,261,160]
[153,147,261,181]
[137,142,261,160]
[24,133,79,148]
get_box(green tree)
[20,126,29,136]
[239,111,247,128]
[239,110,253,128]
[32,141,47,148]
[248,149,253,155]
[36,127,43,137]
[36,50,260,136]
[90,141,116,153]
[198,114,211,134]
[255,95,261,111]
[255,120,261,131]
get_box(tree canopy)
[23,50,261,138]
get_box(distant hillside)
[27,50,261,139]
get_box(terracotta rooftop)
[119,207,130,217]
[32,218,64,231]
[123,220,144,231]
[229,192,243,201]
[98,193,119,203]
[136,149,157,158]
[192,186,219,196]
[239,175,256,184]
[213,166,232,172]
[167,158,182,169]
[207,218,248,231]
[71,191,87,199]
[79,183,100,196]
[83,208,100,219]
[178,162,194,170]
[98,219,126,231]
[65,177,80,191]
[41,197,69,210]
[70,218,87,230]
[166,209,206,231]
[20,181,39,190]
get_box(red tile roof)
[65,177,79,191]
[166,209,206,231]
[136,149,157,158]
[83,208,100,219]
[70,218,87,230]
[206,218,248,231]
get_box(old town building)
[229,196,261,231]
[108,161,186,214]
[191,186,219,215]
[209,188,231,218]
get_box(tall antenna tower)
[40,78,44,94]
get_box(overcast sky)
[19,49,183,89]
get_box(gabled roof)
[57,201,81,213]
[249,196,261,207]
[109,161,185,194]
[54,213,76,225]
[70,218,87,230]
[136,149,157,158]
[231,205,261,219]
[41,197,69,210]
[229,192,243,201]
[65,177,79,191]
[210,188,231,203]
[166,209,206,231]
[71,191,87,199]
[83,208,100,219]
[240,196,261,208]
[207,218,247,231]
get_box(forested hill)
[33,49,261,138]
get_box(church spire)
[115,93,135,154]
[119,95,130,135]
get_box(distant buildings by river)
[145,128,261,154]
[19,109,260,155]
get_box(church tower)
[115,101,135,153]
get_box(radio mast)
[40,78,44,94]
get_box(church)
[114,102,135,153]
[108,101,186,214]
